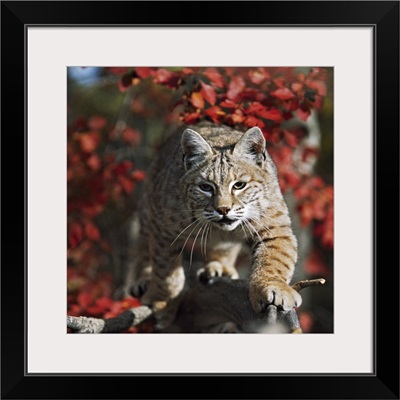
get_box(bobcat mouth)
[216,217,237,225]
[214,217,240,231]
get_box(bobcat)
[126,122,301,329]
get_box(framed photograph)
[2,1,398,399]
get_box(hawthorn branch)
[67,278,325,334]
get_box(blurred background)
[67,67,333,333]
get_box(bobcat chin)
[126,122,301,329]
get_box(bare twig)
[291,278,326,292]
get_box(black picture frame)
[1,1,399,399]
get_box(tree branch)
[67,278,325,333]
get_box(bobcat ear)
[233,126,266,165]
[181,128,212,169]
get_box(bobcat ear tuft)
[233,126,266,165]
[181,128,212,169]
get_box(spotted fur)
[127,122,301,329]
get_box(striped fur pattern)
[128,122,301,328]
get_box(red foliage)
[67,112,146,322]
[298,311,314,333]
[190,92,205,109]
[67,66,333,333]
[200,82,217,106]
[271,87,295,100]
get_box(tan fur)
[128,122,301,329]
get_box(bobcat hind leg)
[122,244,152,299]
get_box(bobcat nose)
[216,207,230,216]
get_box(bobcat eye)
[199,184,213,192]
[233,182,246,190]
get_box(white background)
[27,27,373,374]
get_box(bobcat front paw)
[198,261,239,283]
[249,280,302,313]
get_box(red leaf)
[272,77,286,88]
[322,223,334,248]
[227,76,245,100]
[312,198,327,220]
[154,68,173,83]
[86,154,101,171]
[118,175,135,194]
[113,160,133,175]
[248,68,270,84]
[95,296,114,311]
[84,221,100,241]
[294,185,309,200]
[297,107,310,121]
[283,130,298,147]
[86,305,106,316]
[69,222,83,248]
[81,204,104,218]
[244,101,265,115]
[291,82,303,93]
[258,108,283,122]
[122,127,141,145]
[203,68,224,88]
[305,79,327,96]
[285,170,300,188]
[121,297,142,308]
[154,69,179,87]
[311,176,325,188]
[183,112,201,124]
[298,311,314,333]
[190,92,205,109]
[205,106,225,123]
[77,292,93,309]
[244,115,265,128]
[200,82,217,105]
[297,72,306,82]
[219,99,236,108]
[304,249,330,276]
[302,147,319,162]
[298,202,314,227]
[131,170,145,181]
[88,116,107,131]
[182,67,195,75]
[230,109,245,124]
[134,67,153,79]
[79,132,100,153]
[271,88,295,100]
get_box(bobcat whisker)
[205,222,212,259]
[244,218,266,247]
[175,219,204,262]
[166,215,202,226]
[200,220,210,259]
[189,220,208,267]
[249,216,272,234]
[239,220,250,242]
[199,218,213,259]
[170,217,200,247]
[242,219,255,240]
[170,208,203,212]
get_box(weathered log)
[67,278,325,333]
